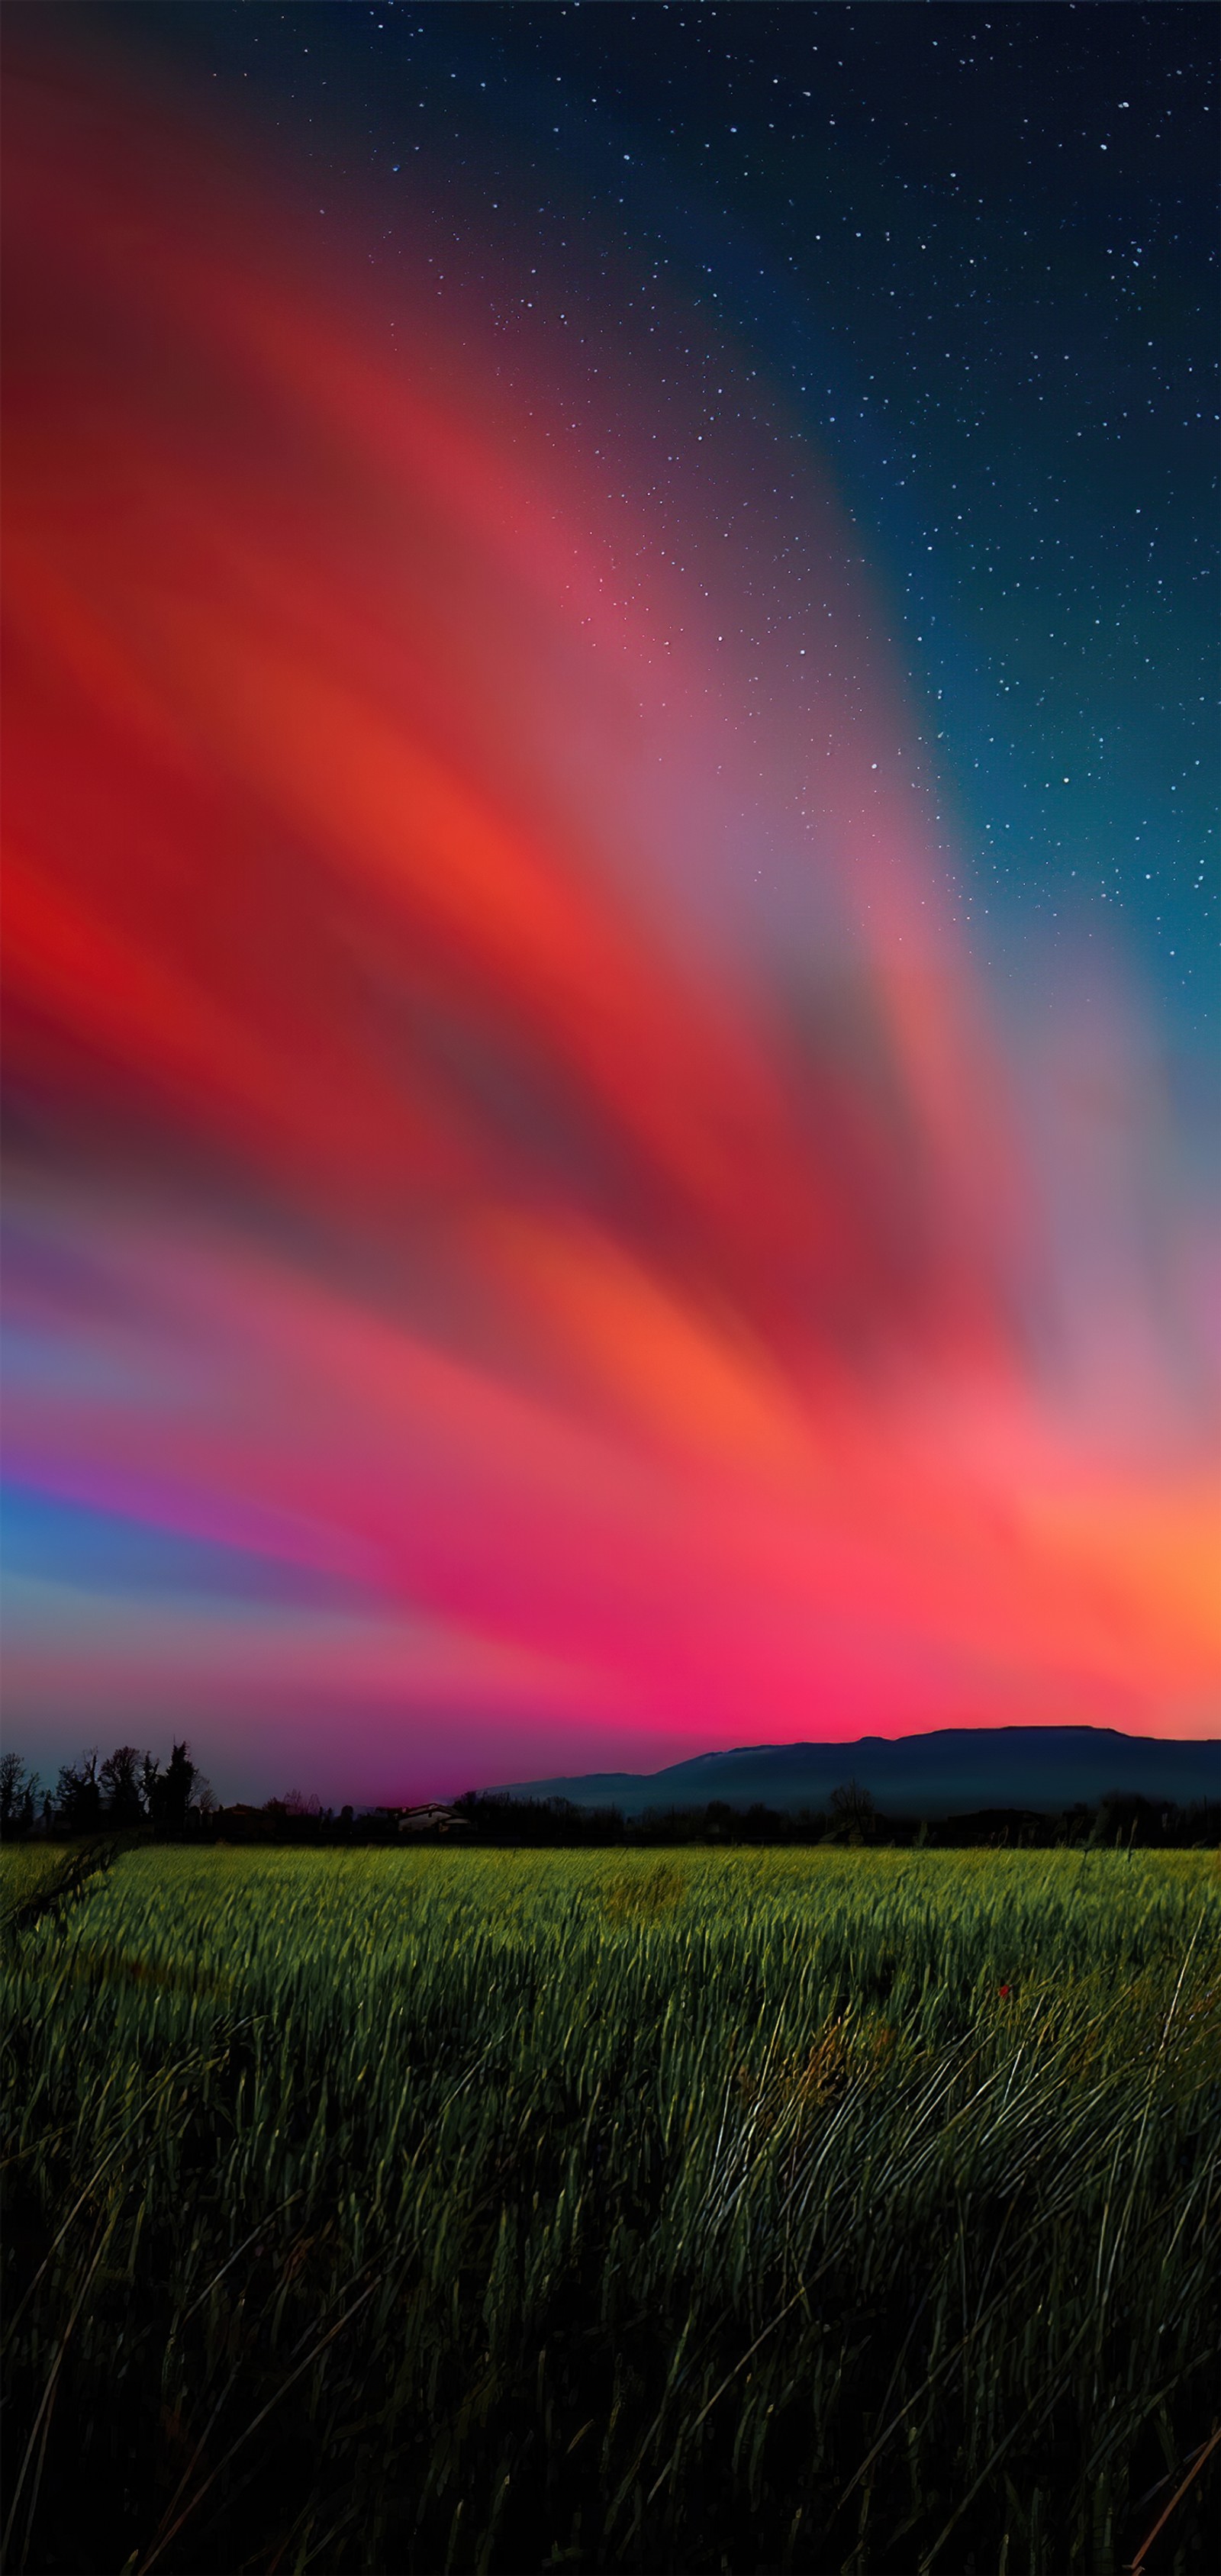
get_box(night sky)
[127,0,1218,1048]
[4,4,1217,1803]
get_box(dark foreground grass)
[2,1846,1218,2576]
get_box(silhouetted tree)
[0,1750,23,1830]
[148,1741,197,1837]
[830,1779,877,1838]
[100,1745,147,1828]
[1095,1791,1161,1849]
[56,1750,103,1833]
[0,1751,39,1837]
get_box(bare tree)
[148,1742,197,1837]
[830,1779,876,1838]
[56,1750,103,1833]
[0,1750,37,1836]
[100,1745,147,1828]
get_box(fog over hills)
[491,1728,1220,1820]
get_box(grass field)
[0,1844,125,1937]
[0,1843,92,1924]
[2,1843,1218,2575]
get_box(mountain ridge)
[488,1726,1219,1820]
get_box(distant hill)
[490,1728,1220,1821]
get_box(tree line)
[0,1743,211,1839]
[448,1785,1220,1850]
[2,1750,1214,1849]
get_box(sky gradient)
[3,8,1217,1805]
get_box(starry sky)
[3,3,1217,1804]
[134,0,1217,1047]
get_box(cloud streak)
[2,53,1216,1800]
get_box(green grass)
[0,1844,69,1919]
[0,1839,121,1931]
[2,1846,1218,2574]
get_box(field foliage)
[2,1845,1218,2574]
[0,1844,72,1922]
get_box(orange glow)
[2,52,1216,1797]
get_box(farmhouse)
[389,1804,472,1838]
